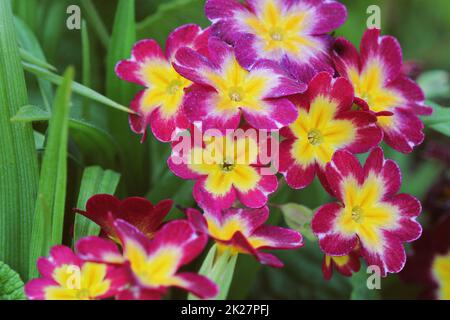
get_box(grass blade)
[0,0,39,279]
[73,167,121,243]
[14,17,54,111]
[23,62,136,114]
[81,20,91,119]
[28,67,74,279]
[106,0,149,195]
[80,0,110,49]
[12,104,120,168]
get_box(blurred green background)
[11,0,450,299]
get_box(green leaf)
[14,17,54,110]
[417,70,450,99]
[28,67,74,280]
[280,203,316,242]
[137,0,209,44]
[81,20,91,119]
[74,166,121,243]
[12,104,120,168]
[106,0,149,195]
[80,0,110,48]
[0,261,26,300]
[11,104,50,122]
[189,245,238,300]
[422,101,450,136]
[23,62,136,115]
[0,0,39,279]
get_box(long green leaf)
[14,17,54,111]
[28,67,74,279]
[80,0,110,48]
[74,166,120,243]
[81,20,91,119]
[107,0,149,195]
[12,104,120,168]
[0,0,39,279]
[23,62,136,114]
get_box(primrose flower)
[168,130,278,211]
[205,0,347,83]
[186,206,303,267]
[332,28,433,153]
[25,246,127,300]
[322,248,361,280]
[174,36,304,131]
[116,24,209,142]
[75,194,172,242]
[279,72,382,190]
[77,219,218,300]
[312,147,422,276]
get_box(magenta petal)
[224,207,269,233]
[382,108,425,153]
[242,98,298,129]
[76,236,124,265]
[205,0,245,21]
[236,175,277,208]
[166,24,205,61]
[128,90,153,141]
[150,107,189,143]
[193,178,236,211]
[363,147,384,176]
[388,76,432,115]
[285,162,316,190]
[148,220,207,267]
[312,203,342,235]
[25,278,58,300]
[311,1,348,34]
[186,208,209,234]
[325,150,364,201]
[115,60,144,86]
[332,37,360,78]
[252,225,303,250]
[380,159,402,198]
[256,252,284,268]
[182,85,241,132]
[176,273,218,299]
[132,39,165,63]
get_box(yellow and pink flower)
[76,219,218,300]
[205,0,347,85]
[187,206,303,267]
[174,37,304,131]
[25,246,128,300]
[312,147,422,276]
[332,28,433,153]
[116,24,209,142]
[168,130,278,211]
[279,72,382,190]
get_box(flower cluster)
[26,0,433,299]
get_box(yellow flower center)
[351,206,364,223]
[307,129,324,145]
[221,161,235,172]
[269,27,284,41]
[228,86,244,102]
[166,79,183,95]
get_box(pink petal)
[175,272,218,299]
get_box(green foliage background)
[0,0,448,300]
